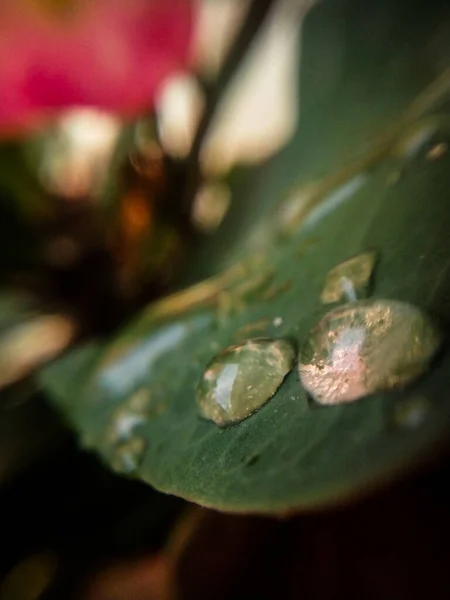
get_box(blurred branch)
[182,0,278,213]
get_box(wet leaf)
[41,0,450,513]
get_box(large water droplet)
[299,300,442,405]
[197,338,295,426]
[321,251,377,304]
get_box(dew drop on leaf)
[321,251,377,304]
[105,389,151,475]
[105,388,152,446]
[111,437,147,475]
[299,300,442,406]
[197,338,295,426]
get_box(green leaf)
[41,0,450,513]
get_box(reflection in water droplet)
[299,300,442,405]
[197,338,295,426]
[111,437,147,475]
[321,251,377,304]
[389,396,431,430]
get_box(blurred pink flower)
[0,0,193,134]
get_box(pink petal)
[0,0,194,134]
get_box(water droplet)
[273,317,283,327]
[111,437,147,475]
[389,396,431,430]
[197,338,295,426]
[106,388,152,446]
[321,251,377,304]
[299,300,442,405]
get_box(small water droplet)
[321,251,377,304]
[197,338,295,426]
[111,437,147,475]
[106,388,152,446]
[273,317,283,327]
[299,300,442,405]
[389,396,431,430]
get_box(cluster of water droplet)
[106,388,151,475]
[197,251,442,426]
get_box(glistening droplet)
[106,389,151,475]
[106,388,152,446]
[197,338,295,426]
[321,251,377,304]
[299,300,442,405]
[111,437,147,475]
